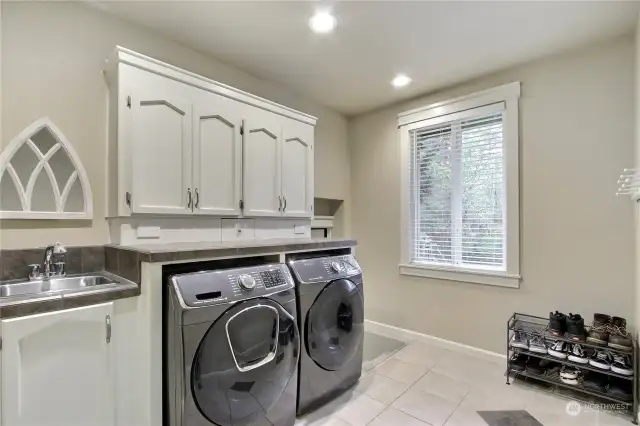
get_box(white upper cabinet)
[107,47,316,219]
[192,93,242,215]
[1,303,115,426]
[242,118,282,217]
[130,86,192,215]
[281,119,314,218]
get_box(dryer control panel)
[288,255,361,284]
[171,263,295,307]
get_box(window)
[399,83,520,287]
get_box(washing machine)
[166,263,300,426]
[288,254,364,416]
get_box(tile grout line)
[441,388,471,426]
[368,358,439,425]
[384,347,475,426]
[392,362,466,426]
[362,336,626,426]
[362,339,434,426]
[362,339,482,426]
[299,362,414,426]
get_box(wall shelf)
[311,197,343,238]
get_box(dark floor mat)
[362,331,406,372]
[477,410,543,426]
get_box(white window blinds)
[409,104,505,271]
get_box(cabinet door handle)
[283,197,287,212]
[187,188,192,208]
[278,196,282,211]
[194,188,200,208]
[106,315,111,344]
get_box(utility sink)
[0,274,119,298]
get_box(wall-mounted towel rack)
[616,168,640,202]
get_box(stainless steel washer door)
[189,298,300,426]
[305,279,364,371]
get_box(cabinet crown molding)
[108,46,318,126]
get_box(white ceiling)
[95,1,640,115]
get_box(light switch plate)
[294,224,308,235]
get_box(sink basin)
[0,274,118,298]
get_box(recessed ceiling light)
[309,11,337,34]
[391,74,412,88]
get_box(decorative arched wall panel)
[0,118,93,219]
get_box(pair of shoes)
[526,357,544,374]
[568,343,588,364]
[608,317,633,351]
[586,313,611,346]
[583,372,634,400]
[509,331,530,350]
[549,311,586,341]
[590,349,612,370]
[510,354,560,376]
[509,331,550,354]
[547,341,588,364]
[529,335,548,354]
[583,371,608,392]
[548,340,568,358]
[609,378,633,402]
[509,352,526,372]
[611,353,634,376]
[560,365,582,385]
[589,350,633,375]
[543,360,562,377]
[587,313,633,351]
[509,353,549,375]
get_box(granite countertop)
[107,238,356,263]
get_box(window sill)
[398,263,520,288]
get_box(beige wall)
[0,1,350,249]
[350,35,635,353]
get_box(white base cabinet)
[0,303,116,426]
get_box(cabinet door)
[130,89,192,214]
[193,95,242,215]
[281,120,314,218]
[1,303,115,426]
[243,119,282,217]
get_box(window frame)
[399,82,521,288]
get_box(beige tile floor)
[295,333,633,426]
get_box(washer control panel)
[171,263,294,307]
[329,261,344,273]
[260,269,287,289]
[289,255,361,284]
[237,274,256,290]
[323,256,359,276]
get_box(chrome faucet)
[30,242,67,280]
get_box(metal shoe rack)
[506,313,638,424]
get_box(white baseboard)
[365,319,506,365]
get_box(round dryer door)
[305,279,364,371]
[191,298,299,426]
